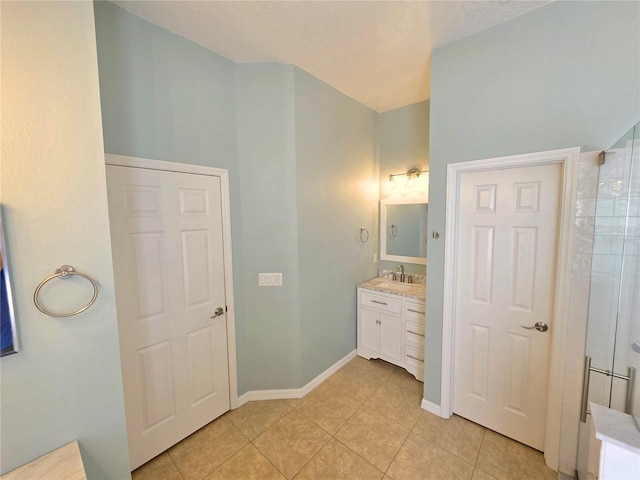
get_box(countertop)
[590,402,640,455]
[358,276,426,301]
[1,441,87,480]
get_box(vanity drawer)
[405,344,425,368]
[360,290,401,314]
[404,301,426,322]
[405,320,425,346]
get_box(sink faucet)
[393,264,405,283]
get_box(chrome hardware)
[626,367,635,416]
[581,356,635,422]
[521,321,548,332]
[34,265,99,317]
[407,354,424,363]
[407,275,413,284]
[371,300,387,306]
[407,330,425,337]
[395,264,405,283]
[359,227,369,243]
[407,308,425,315]
[432,231,440,239]
[580,356,592,423]
[210,307,224,319]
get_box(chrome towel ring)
[34,265,99,317]
[359,227,369,243]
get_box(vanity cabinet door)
[360,307,380,354]
[358,307,402,363]
[378,312,402,363]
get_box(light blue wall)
[93,0,255,392]
[1,2,130,477]
[294,69,378,383]
[94,2,379,395]
[234,64,302,390]
[425,0,640,404]
[378,101,429,275]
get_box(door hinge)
[599,150,607,165]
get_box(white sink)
[377,281,413,292]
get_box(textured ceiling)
[112,1,551,112]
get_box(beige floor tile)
[385,366,424,394]
[225,399,293,440]
[205,444,285,480]
[325,364,387,403]
[253,410,331,479]
[296,384,361,434]
[412,412,485,465]
[386,432,474,480]
[132,452,182,480]
[364,380,423,429]
[284,397,303,409]
[168,417,249,480]
[335,406,409,472]
[472,468,498,480]
[294,438,383,480]
[347,356,397,376]
[475,430,556,480]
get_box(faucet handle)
[407,275,413,284]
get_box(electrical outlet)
[258,273,283,286]
[373,253,377,264]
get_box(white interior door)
[107,165,230,470]
[453,163,561,451]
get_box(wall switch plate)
[258,273,283,286]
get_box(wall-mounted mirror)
[380,197,427,265]
[1,209,19,356]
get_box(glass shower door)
[576,122,639,479]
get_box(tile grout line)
[290,363,400,478]
[167,450,187,480]
[291,377,375,479]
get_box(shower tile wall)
[571,139,640,478]
[589,141,639,412]
[612,141,640,415]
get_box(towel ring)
[359,227,369,243]
[34,265,99,317]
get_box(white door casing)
[453,164,561,450]
[442,148,579,470]
[106,154,237,470]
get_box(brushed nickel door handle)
[210,307,224,318]
[522,321,548,332]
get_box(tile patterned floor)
[133,357,557,480]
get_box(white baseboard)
[236,350,357,407]
[421,398,447,418]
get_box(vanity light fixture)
[387,167,428,190]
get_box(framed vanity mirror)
[1,209,19,356]
[380,197,428,265]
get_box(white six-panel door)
[107,165,230,469]
[453,163,561,451]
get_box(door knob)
[521,321,548,332]
[210,307,224,319]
